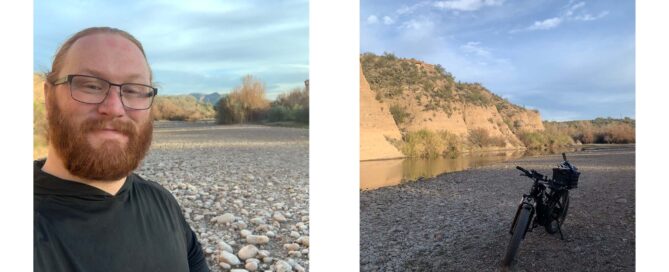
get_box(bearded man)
[34,27,209,272]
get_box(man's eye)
[83,84,104,90]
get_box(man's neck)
[41,145,127,196]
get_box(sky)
[361,0,635,121]
[34,0,309,99]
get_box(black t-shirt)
[34,160,210,272]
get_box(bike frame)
[509,175,561,237]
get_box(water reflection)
[360,150,527,190]
[360,145,629,190]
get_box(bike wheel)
[545,190,570,234]
[502,207,531,267]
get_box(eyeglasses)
[53,74,158,110]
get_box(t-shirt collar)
[34,159,134,199]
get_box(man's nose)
[97,86,126,117]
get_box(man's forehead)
[62,33,150,80]
[70,33,142,55]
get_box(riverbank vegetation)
[390,118,635,158]
[215,75,309,125]
[391,128,510,158]
[517,118,635,150]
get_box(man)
[34,27,210,272]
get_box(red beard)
[47,96,153,181]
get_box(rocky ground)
[135,121,309,272]
[360,145,635,271]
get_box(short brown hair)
[46,27,152,84]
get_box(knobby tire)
[502,207,531,267]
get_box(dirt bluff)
[360,54,544,160]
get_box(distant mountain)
[189,92,222,105]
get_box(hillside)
[360,53,545,158]
[360,67,404,161]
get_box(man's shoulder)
[130,174,180,203]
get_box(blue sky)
[361,0,635,121]
[34,0,309,98]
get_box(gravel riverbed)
[360,145,635,271]
[135,121,309,272]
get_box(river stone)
[294,263,306,272]
[250,217,265,225]
[297,236,309,247]
[265,231,276,237]
[218,241,233,253]
[283,243,300,251]
[213,213,235,224]
[273,212,287,222]
[258,250,270,258]
[288,251,301,258]
[240,229,252,238]
[262,257,273,263]
[218,262,231,270]
[219,250,241,265]
[274,260,292,272]
[238,245,258,260]
[245,261,258,271]
[289,231,300,238]
[246,235,270,244]
[230,269,248,272]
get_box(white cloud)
[527,17,562,30]
[367,15,379,24]
[433,0,504,12]
[396,2,430,15]
[566,1,585,16]
[511,1,608,33]
[573,11,609,21]
[383,16,395,25]
[460,41,491,57]
[400,18,434,30]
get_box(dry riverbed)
[136,121,309,272]
[360,145,635,271]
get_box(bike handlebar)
[516,166,548,181]
[516,166,529,175]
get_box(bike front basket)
[552,167,580,189]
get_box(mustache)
[79,118,137,137]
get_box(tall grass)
[395,129,462,158]
[467,128,506,148]
[543,118,635,144]
[151,95,215,121]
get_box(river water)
[359,145,618,190]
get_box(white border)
[0,1,34,270]
[310,0,360,271]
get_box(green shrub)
[467,128,506,148]
[517,127,574,150]
[266,105,293,122]
[389,104,410,125]
[266,86,309,124]
[396,129,462,158]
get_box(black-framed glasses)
[53,74,158,110]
